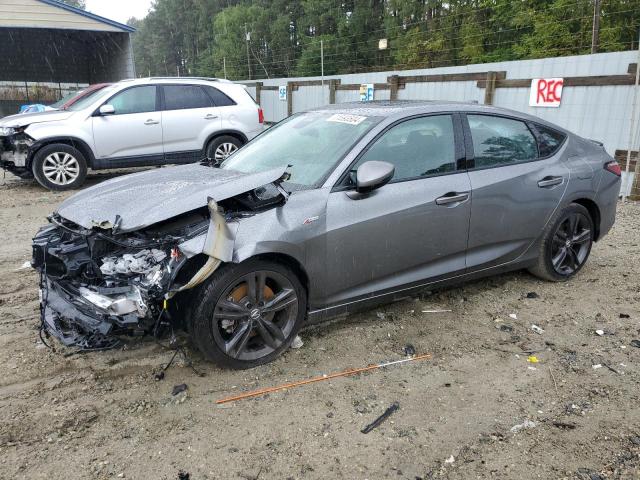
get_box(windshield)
[65,85,118,112]
[221,111,381,186]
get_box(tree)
[62,0,86,9]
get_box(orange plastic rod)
[215,353,432,404]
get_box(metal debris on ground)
[553,420,577,429]
[595,330,605,336]
[177,471,190,480]
[526,292,539,299]
[509,313,518,320]
[154,371,165,381]
[421,309,452,313]
[215,353,432,404]
[619,313,630,318]
[531,324,545,335]
[630,340,640,348]
[361,402,400,434]
[499,324,514,332]
[290,335,304,349]
[592,364,602,369]
[172,384,188,396]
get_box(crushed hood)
[0,109,74,128]
[56,164,287,232]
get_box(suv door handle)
[537,176,563,188]
[435,192,469,205]
[144,119,159,125]
[204,114,218,120]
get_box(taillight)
[604,160,621,176]
[258,108,264,124]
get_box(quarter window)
[467,115,538,168]
[535,124,566,157]
[108,86,157,115]
[203,86,236,107]
[355,115,457,182]
[163,85,213,110]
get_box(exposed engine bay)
[31,165,289,350]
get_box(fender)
[27,136,96,169]
[203,129,249,150]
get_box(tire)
[188,258,307,369]
[529,203,594,282]
[32,143,88,191]
[205,135,243,164]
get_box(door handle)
[204,114,218,120]
[537,176,563,188]
[144,119,159,125]
[435,192,469,205]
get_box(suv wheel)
[32,144,88,191]
[529,203,594,281]
[206,135,242,164]
[188,258,306,369]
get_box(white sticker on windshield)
[326,113,367,125]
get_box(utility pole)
[320,39,324,87]
[244,23,251,80]
[223,57,227,79]
[591,0,601,54]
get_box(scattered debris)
[527,355,539,363]
[16,261,31,271]
[216,353,432,404]
[531,324,545,335]
[510,419,536,433]
[630,340,640,348]
[619,313,630,319]
[509,313,518,320]
[421,309,452,313]
[444,455,455,464]
[526,292,539,299]
[592,364,602,370]
[528,366,537,370]
[553,421,577,430]
[403,344,416,356]
[154,371,165,381]
[177,470,190,480]
[361,402,400,434]
[576,468,604,480]
[290,335,304,349]
[376,312,386,320]
[630,435,640,446]
[172,384,188,396]
[595,329,605,336]
[499,324,513,332]
[602,363,619,374]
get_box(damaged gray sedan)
[32,101,621,368]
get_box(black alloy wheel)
[550,212,592,276]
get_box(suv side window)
[354,115,456,182]
[535,124,567,157]
[203,86,236,107]
[467,115,538,168]
[108,86,157,115]
[163,85,213,110]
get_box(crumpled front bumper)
[40,278,140,349]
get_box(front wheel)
[529,203,594,281]
[32,143,88,190]
[188,258,307,369]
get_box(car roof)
[308,100,566,131]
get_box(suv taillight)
[604,160,621,176]
[258,108,264,124]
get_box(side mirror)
[98,104,115,115]
[356,160,395,193]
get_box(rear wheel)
[205,135,242,164]
[32,143,87,190]
[529,203,594,281]
[189,258,306,369]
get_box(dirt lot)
[0,171,639,480]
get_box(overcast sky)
[85,0,153,24]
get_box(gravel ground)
[0,171,639,480]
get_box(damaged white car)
[32,102,621,368]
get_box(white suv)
[0,77,264,190]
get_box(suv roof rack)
[147,76,225,82]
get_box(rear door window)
[163,85,213,110]
[467,114,538,168]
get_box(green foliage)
[61,0,86,9]
[130,0,640,80]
